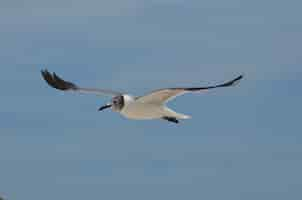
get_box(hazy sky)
[0,0,302,199]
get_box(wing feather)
[41,69,122,96]
[136,75,243,104]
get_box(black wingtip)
[220,74,244,87]
[235,74,244,81]
[184,74,244,91]
[233,74,244,84]
[40,69,48,78]
[41,69,77,91]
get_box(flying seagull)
[41,70,243,124]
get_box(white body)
[120,95,191,120]
[41,70,243,122]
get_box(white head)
[98,94,134,112]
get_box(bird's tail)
[163,107,192,119]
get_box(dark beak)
[98,104,112,111]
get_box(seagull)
[41,69,243,124]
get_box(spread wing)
[41,69,122,96]
[136,75,243,104]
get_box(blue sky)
[0,0,302,199]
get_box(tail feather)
[163,107,191,119]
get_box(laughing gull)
[41,70,243,123]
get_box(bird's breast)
[120,101,165,120]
